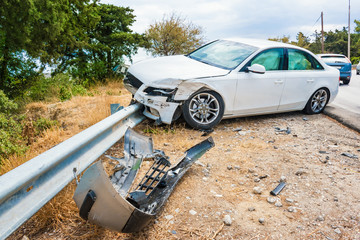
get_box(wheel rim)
[311,89,328,113]
[189,93,220,124]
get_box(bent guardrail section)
[0,103,145,239]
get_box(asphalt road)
[324,69,360,132]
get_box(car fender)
[173,82,210,101]
[173,81,227,102]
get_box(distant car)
[357,61,360,75]
[318,54,352,84]
[124,39,339,130]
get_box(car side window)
[249,48,284,71]
[288,49,323,70]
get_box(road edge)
[323,105,360,133]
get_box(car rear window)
[320,55,349,64]
[187,40,258,70]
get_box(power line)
[304,13,322,38]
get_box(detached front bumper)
[73,128,215,233]
[134,85,180,124]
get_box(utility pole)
[348,0,350,60]
[321,12,324,53]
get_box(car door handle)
[307,79,314,83]
[274,80,283,84]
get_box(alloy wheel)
[311,89,328,113]
[189,93,220,124]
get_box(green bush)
[71,84,88,96]
[34,117,59,136]
[59,86,72,102]
[0,113,27,159]
[0,90,18,114]
[0,90,27,160]
[25,73,90,102]
[351,56,360,64]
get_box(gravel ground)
[11,110,360,240]
[99,112,360,240]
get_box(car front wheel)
[182,90,224,130]
[304,88,329,114]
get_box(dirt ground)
[9,93,360,240]
[119,113,360,240]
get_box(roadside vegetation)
[0,0,144,166]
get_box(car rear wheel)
[182,90,224,130]
[342,79,350,85]
[304,88,329,114]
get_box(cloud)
[101,0,360,41]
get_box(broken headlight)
[144,87,177,97]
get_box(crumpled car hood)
[128,55,229,86]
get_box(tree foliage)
[0,0,99,96]
[60,4,146,82]
[268,35,290,43]
[0,1,145,96]
[145,13,204,56]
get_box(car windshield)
[320,55,349,64]
[187,40,258,70]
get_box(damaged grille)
[73,128,215,233]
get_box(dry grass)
[1,81,130,175]
[4,82,133,239]
[4,83,360,239]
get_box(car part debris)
[270,181,286,196]
[341,152,358,159]
[275,127,291,134]
[73,128,214,233]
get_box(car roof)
[224,38,302,49]
[317,53,346,57]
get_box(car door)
[279,48,324,110]
[234,48,286,115]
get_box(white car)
[124,39,339,130]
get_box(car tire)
[342,79,350,85]
[303,88,329,114]
[357,71,359,75]
[182,90,224,130]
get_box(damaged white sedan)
[124,39,339,130]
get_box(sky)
[101,0,360,62]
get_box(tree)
[0,0,35,91]
[0,0,98,95]
[324,28,348,56]
[268,35,291,44]
[355,19,360,33]
[145,13,204,56]
[57,4,145,82]
[307,30,323,54]
[295,32,310,48]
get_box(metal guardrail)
[0,103,145,240]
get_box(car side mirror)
[247,64,266,74]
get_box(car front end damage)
[133,84,181,124]
[124,72,212,125]
[73,128,214,233]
